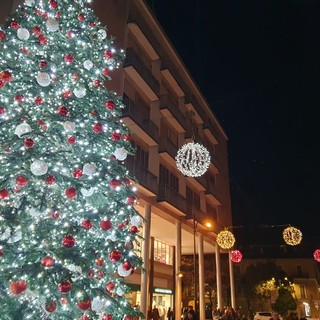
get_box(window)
[135,145,149,169]
[161,119,178,146]
[159,165,178,191]
[300,285,306,299]
[186,186,200,212]
[154,239,173,265]
[206,203,217,220]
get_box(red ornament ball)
[49,210,60,219]
[16,175,28,187]
[62,234,76,248]
[104,49,113,59]
[111,132,121,141]
[130,226,139,234]
[24,138,34,148]
[41,256,55,268]
[100,219,112,231]
[73,168,83,179]
[0,249,3,257]
[80,315,91,320]
[39,60,47,68]
[15,95,24,102]
[10,21,20,29]
[1,71,13,82]
[58,281,72,294]
[230,250,243,263]
[105,281,115,292]
[64,54,74,64]
[109,178,121,189]
[78,13,85,21]
[0,31,6,41]
[102,68,109,76]
[38,34,47,45]
[65,187,77,199]
[49,0,58,9]
[0,107,5,115]
[105,101,115,110]
[82,219,93,229]
[33,27,42,35]
[127,195,137,205]
[93,123,103,133]
[313,249,320,262]
[68,136,76,144]
[122,134,132,141]
[10,280,27,295]
[122,261,132,271]
[45,300,57,313]
[102,314,113,320]
[96,258,104,267]
[0,81,4,89]
[0,189,10,199]
[109,250,121,262]
[34,96,43,105]
[58,106,69,116]
[77,299,91,311]
[63,90,73,99]
[45,174,56,185]
[89,22,95,28]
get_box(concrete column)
[215,242,223,309]
[141,204,151,319]
[198,233,206,320]
[175,221,182,320]
[228,251,236,309]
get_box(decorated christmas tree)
[0,0,143,319]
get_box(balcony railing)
[124,47,160,96]
[122,97,159,142]
[158,184,187,214]
[125,158,158,195]
[158,137,178,160]
[206,182,222,202]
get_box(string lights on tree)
[282,226,302,246]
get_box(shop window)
[154,239,173,265]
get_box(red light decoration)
[230,250,243,263]
[313,249,320,262]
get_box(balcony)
[124,47,160,97]
[205,183,222,205]
[203,118,220,144]
[158,137,178,160]
[160,95,189,133]
[158,184,187,214]
[125,158,158,195]
[122,97,159,143]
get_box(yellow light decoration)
[282,226,302,246]
[216,229,235,249]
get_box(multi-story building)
[0,1,234,319]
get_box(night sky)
[148,0,320,247]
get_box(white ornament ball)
[14,123,32,137]
[113,148,127,161]
[91,297,106,313]
[107,234,117,242]
[130,215,142,227]
[46,18,59,32]
[83,60,94,70]
[63,121,76,132]
[28,208,46,218]
[36,72,51,87]
[83,163,97,176]
[115,287,126,296]
[74,87,86,98]
[17,28,30,40]
[24,0,35,6]
[117,265,132,277]
[97,29,107,39]
[30,159,48,176]
[80,187,94,197]
[2,227,22,243]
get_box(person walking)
[167,307,174,320]
[152,305,160,320]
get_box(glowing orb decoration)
[313,249,320,262]
[46,18,59,32]
[282,226,302,246]
[230,250,243,263]
[36,72,51,87]
[175,142,210,177]
[216,229,235,249]
[17,28,30,40]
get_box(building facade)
[0,1,235,319]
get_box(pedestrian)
[167,307,174,320]
[152,305,160,320]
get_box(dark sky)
[149,0,320,247]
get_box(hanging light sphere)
[282,226,302,246]
[175,142,210,177]
[230,250,243,263]
[313,249,320,262]
[216,229,235,249]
